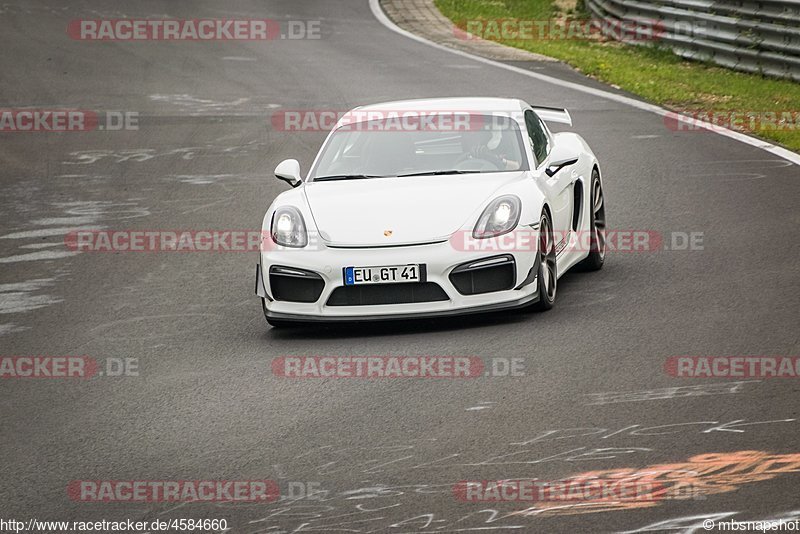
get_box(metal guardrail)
[584,0,800,81]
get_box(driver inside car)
[463,128,522,171]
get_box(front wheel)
[531,210,557,312]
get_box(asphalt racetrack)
[1,1,798,532]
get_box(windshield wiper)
[315,170,481,181]
[314,174,386,182]
[396,170,481,177]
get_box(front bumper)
[256,239,539,322]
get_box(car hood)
[303,172,524,246]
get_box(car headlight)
[473,195,521,239]
[271,206,308,248]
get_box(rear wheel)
[531,210,557,312]
[577,169,606,271]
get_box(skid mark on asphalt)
[466,401,496,411]
[0,323,27,336]
[170,173,242,185]
[583,381,760,405]
[0,198,152,331]
[18,242,63,249]
[62,141,268,165]
[223,449,800,529]
[0,226,104,240]
[31,216,99,226]
[149,94,251,114]
[509,450,800,518]
[0,278,61,336]
[0,250,79,264]
[168,173,265,187]
[619,510,800,533]
[0,200,149,254]
[109,422,794,530]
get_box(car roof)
[352,97,526,114]
[333,98,529,131]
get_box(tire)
[577,169,606,271]
[531,210,557,312]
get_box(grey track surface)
[1,1,799,532]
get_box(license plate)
[344,264,422,285]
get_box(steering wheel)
[454,154,501,171]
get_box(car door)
[524,109,573,253]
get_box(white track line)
[369,0,800,166]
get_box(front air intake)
[269,265,325,303]
[449,255,516,295]
[327,282,449,306]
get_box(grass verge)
[435,0,800,152]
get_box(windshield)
[310,114,529,180]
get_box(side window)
[524,110,550,167]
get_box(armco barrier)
[584,0,800,81]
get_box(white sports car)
[256,97,605,326]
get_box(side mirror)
[545,145,579,177]
[275,159,302,187]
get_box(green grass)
[435,0,800,151]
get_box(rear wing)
[531,106,572,126]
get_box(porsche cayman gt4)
[256,97,606,326]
